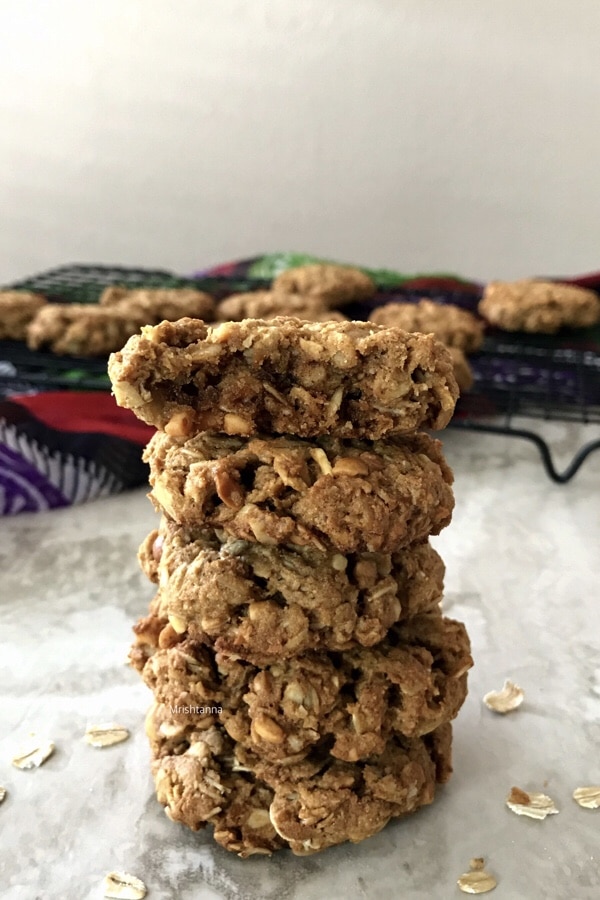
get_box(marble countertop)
[1,421,599,900]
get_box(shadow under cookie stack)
[109,315,473,857]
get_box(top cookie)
[479,279,600,333]
[108,317,458,439]
[272,264,376,307]
[370,300,484,353]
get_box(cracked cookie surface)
[108,316,458,439]
[144,430,454,554]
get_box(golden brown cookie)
[478,279,600,333]
[138,520,445,664]
[157,528,445,658]
[26,304,148,356]
[136,611,471,763]
[147,708,452,855]
[272,263,376,308]
[99,285,215,322]
[108,317,458,439]
[448,346,474,393]
[144,431,455,554]
[370,299,484,352]
[215,290,344,323]
[0,291,47,341]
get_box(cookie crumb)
[483,680,524,713]
[469,857,485,871]
[506,787,558,819]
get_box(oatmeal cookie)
[448,347,474,393]
[99,285,215,322]
[215,290,344,323]
[0,291,47,340]
[370,300,484,352]
[272,263,376,308]
[136,611,471,762]
[147,719,284,856]
[108,317,458,439]
[26,304,148,356]
[478,279,600,333]
[144,431,454,554]
[147,708,452,855]
[140,520,445,664]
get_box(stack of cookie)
[109,316,473,857]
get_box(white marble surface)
[1,422,599,900]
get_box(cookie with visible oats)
[478,279,600,333]
[107,317,458,439]
[135,610,471,764]
[147,707,452,855]
[27,304,148,357]
[99,285,216,322]
[137,520,445,664]
[370,300,485,352]
[215,290,346,323]
[0,291,47,340]
[143,430,455,554]
[272,263,376,308]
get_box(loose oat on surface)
[506,786,559,819]
[483,679,524,713]
[457,870,497,894]
[84,723,130,747]
[572,786,600,809]
[11,736,55,769]
[108,317,458,439]
[0,786,6,804]
[144,430,454,555]
[103,871,147,899]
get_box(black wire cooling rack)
[2,263,600,483]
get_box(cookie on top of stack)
[109,310,472,858]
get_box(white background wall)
[1,0,599,284]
